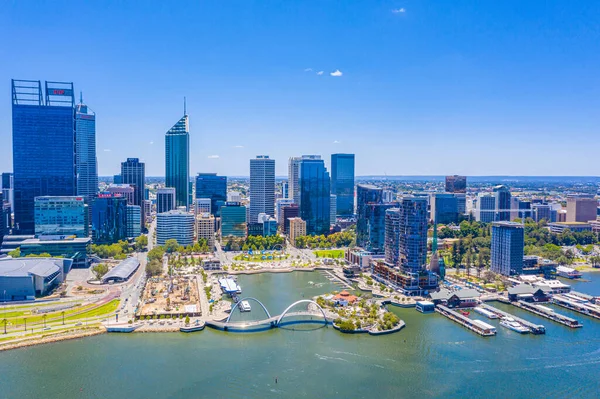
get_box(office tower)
[1,173,14,212]
[476,193,496,223]
[384,208,401,266]
[143,200,152,219]
[75,95,98,204]
[445,175,467,193]
[281,181,289,199]
[249,155,275,223]
[120,158,145,229]
[362,203,398,254]
[491,221,524,276]
[276,198,294,223]
[0,193,5,246]
[298,156,331,235]
[382,190,396,204]
[356,184,383,247]
[220,202,247,239]
[398,197,428,273]
[156,188,176,214]
[195,198,212,214]
[288,217,307,246]
[262,216,278,236]
[493,185,511,221]
[188,181,194,211]
[165,109,189,209]
[227,192,242,202]
[566,194,597,222]
[107,184,135,204]
[288,157,302,203]
[156,210,194,246]
[12,80,77,234]
[282,204,299,235]
[330,153,355,216]
[195,173,227,216]
[34,196,87,237]
[126,205,141,238]
[330,194,337,226]
[92,193,128,244]
[532,203,551,222]
[454,193,466,214]
[430,193,459,225]
[196,213,215,248]
[113,174,122,184]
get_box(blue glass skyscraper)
[298,156,330,235]
[330,153,355,216]
[75,95,98,203]
[195,173,227,216]
[165,109,189,209]
[121,158,145,230]
[12,80,76,234]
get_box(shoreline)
[0,327,106,352]
[226,266,333,275]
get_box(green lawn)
[314,249,345,258]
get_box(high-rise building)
[454,193,466,215]
[12,80,77,234]
[384,208,401,266]
[107,184,135,205]
[288,157,302,203]
[196,213,215,249]
[288,217,306,246]
[282,204,299,235]
[398,197,428,273]
[156,188,176,214]
[194,198,212,214]
[298,156,330,235]
[281,181,289,200]
[126,205,141,238]
[330,194,337,226]
[1,173,14,212]
[330,153,355,216]
[113,174,122,184]
[445,175,467,193]
[476,193,496,223]
[532,203,551,222]
[0,193,5,246]
[34,196,87,237]
[156,210,194,246]
[363,203,398,254]
[356,184,383,247]
[430,193,459,225]
[249,155,275,223]
[491,221,524,276]
[220,202,247,239]
[276,198,294,224]
[165,111,189,209]
[92,192,128,244]
[493,185,511,221]
[566,194,597,222]
[120,158,145,230]
[195,173,227,216]
[75,95,98,204]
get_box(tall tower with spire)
[165,99,190,209]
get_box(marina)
[478,303,546,334]
[499,317,530,334]
[435,305,496,336]
[551,295,600,320]
[513,300,583,328]
[473,306,499,319]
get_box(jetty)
[479,303,546,334]
[435,305,496,336]
[551,295,600,320]
[513,300,582,328]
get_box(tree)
[146,259,163,277]
[165,239,180,254]
[92,263,109,280]
[25,252,53,258]
[61,311,65,325]
[185,315,190,325]
[148,246,165,262]
[8,247,21,257]
[1,318,6,334]
[42,314,47,328]
[135,235,148,251]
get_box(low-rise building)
[548,222,592,233]
[507,284,551,302]
[0,257,73,300]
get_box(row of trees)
[294,231,355,249]
[242,235,285,251]
[91,235,148,259]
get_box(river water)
[1,271,600,399]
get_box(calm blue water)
[1,271,599,399]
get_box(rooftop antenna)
[184,96,187,116]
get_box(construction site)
[137,275,202,319]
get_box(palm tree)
[61,311,65,325]
[23,317,27,332]
[2,318,6,334]
[42,314,47,328]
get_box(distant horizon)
[97,174,600,180]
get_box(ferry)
[474,307,499,319]
[239,300,252,312]
[500,317,529,334]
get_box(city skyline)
[1,2,600,177]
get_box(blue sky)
[1,1,599,176]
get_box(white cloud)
[233,145,244,148]
[330,70,343,77]
[207,155,220,159]
[316,71,324,76]
[333,140,341,144]
[392,8,406,13]
[304,68,313,72]
[149,141,154,145]
[103,149,111,152]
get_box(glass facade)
[491,221,524,276]
[399,197,428,273]
[430,193,459,225]
[384,208,401,266]
[363,203,397,254]
[165,115,189,209]
[34,196,87,237]
[220,202,247,238]
[195,173,227,217]
[493,185,512,221]
[92,193,128,244]
[126,205,141,238]
[12,80,77,234]
[356,184,383,247]
[249,156,275,223]
[298,157,330,235]
[330,153,355,216]
[75,101,98,201]
[120,158,145,229]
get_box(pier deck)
[479,303,546,334]
[436,305,496,336]
[514,300,582,328]
[551,295,600,321]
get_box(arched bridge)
[206,298,331,331]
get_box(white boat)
[500,318,529,334]
[239,300,252,312]
[474,307,499,319]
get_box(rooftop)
[101,257,140,282]
[0,258,62,278]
